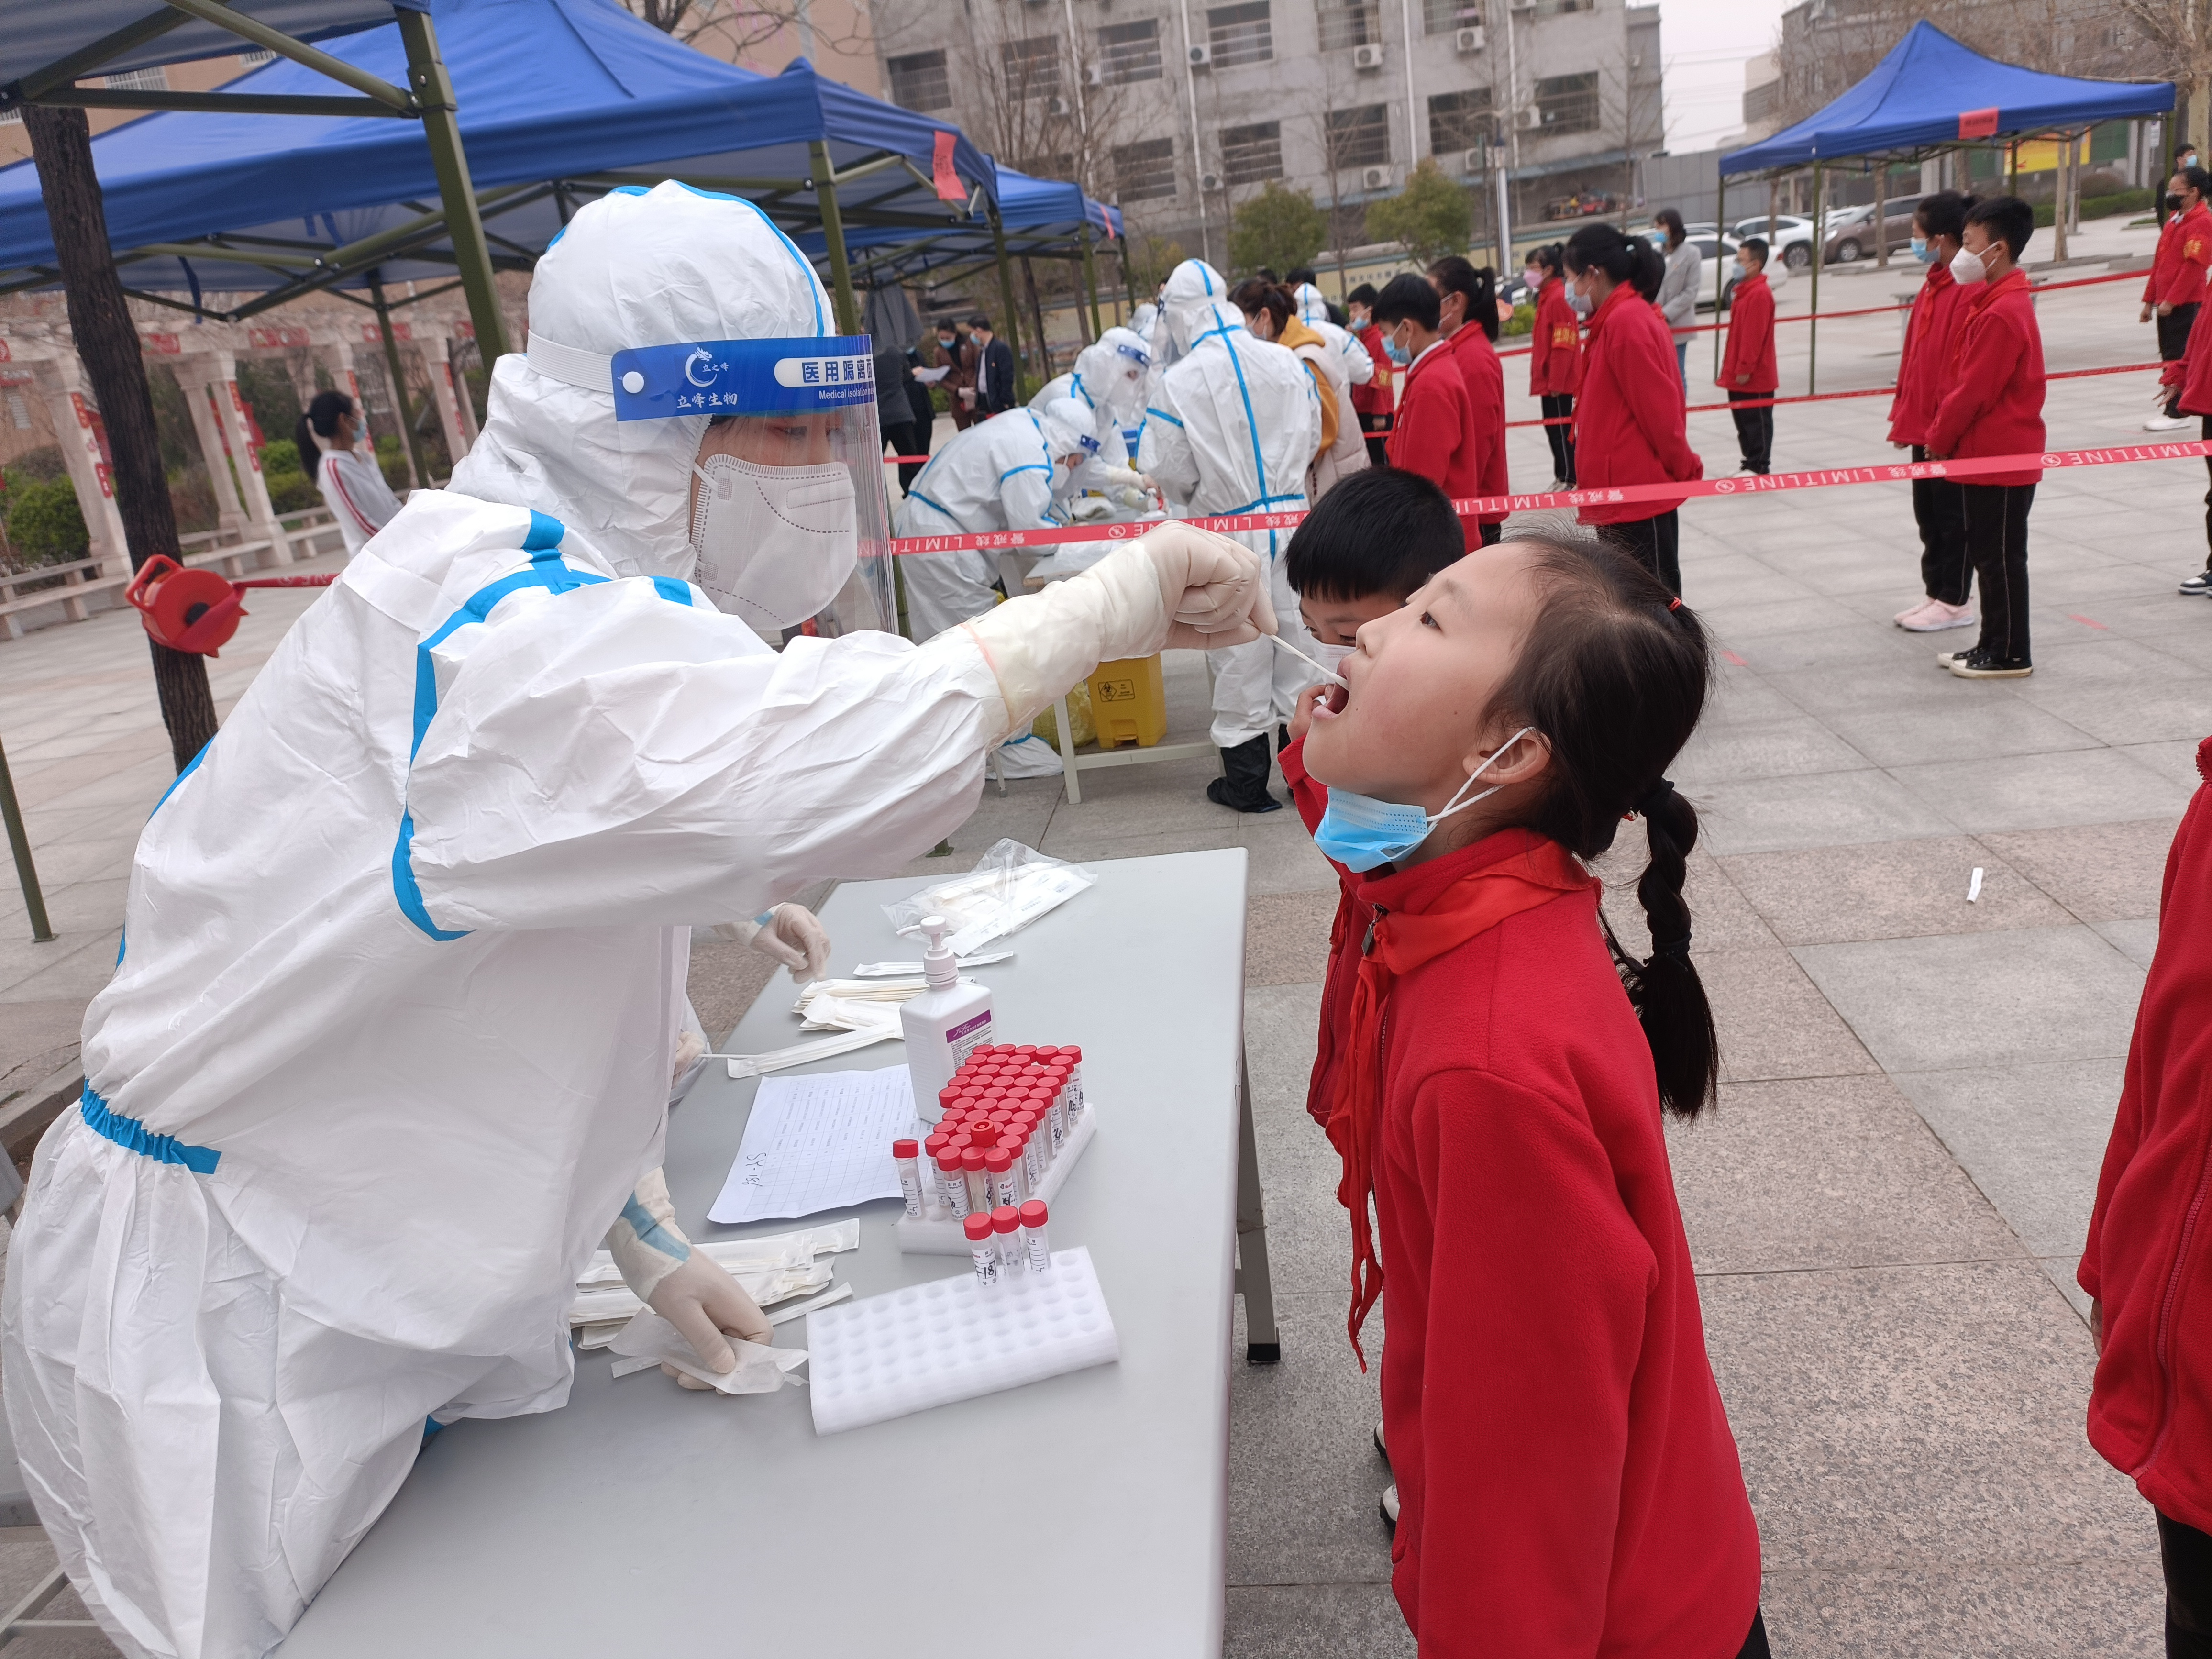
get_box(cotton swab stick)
[1268,631,1348,686]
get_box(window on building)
[1219,121,1284,185]
[887,50,952,112]
[1114,138,1179,201]
[1318,0,1382,50]
[1422,0,1482,33]
[1427,88,1492,156]
[102,66,170,92]
[239,48,276,66]
[1327,104,1391,170]
[1098,19,1165,83]
[1001,36,1063,98]
[1208,2,1273,67]
[1530,0,1590,15]
[2,389,27,432]
[1019,152,1078,182]
[1534,71,1600,134]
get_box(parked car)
[1820,201,1918,264]
[1732,213,1816,272]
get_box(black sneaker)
[1947,648,2032,679]
[1205,776,1282,814]
[2182,570,2212,597]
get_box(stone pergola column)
[202,352,292,565]
[30,354,129,575]
[173,354,248,539]
[417,324,473,471]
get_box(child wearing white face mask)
[1281,527,1768,1657]
[1925,195,2046,679]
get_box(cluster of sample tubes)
[889,1043,1088,1226]
[960,1198,1052,1287]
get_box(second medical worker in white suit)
[1139,259,1320,814]
[2,182,1271,1659]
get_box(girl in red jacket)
[1527,243,1581,488]
[1563,223,1704,596]
[1887,190,1979,633]
[1293,529,1765,1658]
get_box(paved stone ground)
[0,210,2195,1653]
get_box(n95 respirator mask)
[689,455,858,630]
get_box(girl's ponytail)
[1482,529,1719,1119]
[1616,779,1719,1117]
[296,389,355,486]
[293,413,322,485]
[1627,237,1666,302]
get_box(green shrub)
[7,478,88,563]
[259,438,300,475]
[375,434,411,492]
[1501,301,1535,338]
[2035,187,2155,228]
[266,469,319,514]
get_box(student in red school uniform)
[1716,237,1778,476]
[1280,527,1766,1658]
[1371,274,1487,547]
[1925,195,2046,681]
[1527,243,1582,488]
[1428,256,1511,523]
[2079,735,2212,1657]
[1888,190,1980,632]
[2144,166,2212,432]
[1347,283,1397,467]
[2174,265,2212,596]
[1562,223,1704,595]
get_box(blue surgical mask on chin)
[1312,727,1538,873]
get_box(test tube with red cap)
[960,1146,991,1216]
[991,1205,1024,1275]
[965,1212,1000,1287]
[936,1147,971,1219]
[893,1138,924,1219]
[985,1146,1021,1212]
[1019,1199,1051,1273]
[1060,1046,1087,1126]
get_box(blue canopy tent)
[1715,21,2173,389]
[824,166,1126,340]
[0,0,1000,349]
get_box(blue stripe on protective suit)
[390,516,693,941]
[619,1194,693,1263]
[80,1083,220,1174]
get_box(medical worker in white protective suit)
[1030,326,1154,482]
[1138,259,1321,815]
[894,396,1104,650]
[1292,280,1378,396]
[2,181,1272,1659]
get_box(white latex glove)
[645,1250,774,1389]
[739,903,832,983]
[960,523,1272,729]
[1098,465,1146,490]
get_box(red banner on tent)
[932,131,964,203]
[1958,107,2001,140]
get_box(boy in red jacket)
[1925,195,2044,680]
[2081,735,2212,1654]
[1373,274,1488,548]
[1286,529,1766,1657]
[1718,238,1778,476]
[2144,166,2212,432]
[1528,243,1581,487]
[1889,190,1979,633]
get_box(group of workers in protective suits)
[2,182,1280,1659]
[894,264,1377,812]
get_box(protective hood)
[447,180,831,580]
[1071,327,1152,425]
[1293,283,1332,326]
[1036,397,1100,462]
[1162,259,1245,359]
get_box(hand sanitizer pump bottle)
[899,916,992,1122]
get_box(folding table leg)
[0,1563,97,1650]
[1053,692,1083,805]
[1234,1046,1280,1363]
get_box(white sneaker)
[1380,1484,1400,1528]
[2145,412,2194,432]
[1374,1420,1388,1459]
[1936,646,1975,669]
[1900,599,1977,632]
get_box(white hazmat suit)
[1031,327,1153,474]
[3,182,1270,1659]
[1138,261,1321,757]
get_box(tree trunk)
[1021,256,1052,383]
[23,105,217,773]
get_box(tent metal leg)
[989,203,1026,392]
[1712,171,1726,381]
[1808,161,1823,396]
[807,141,862,336]
[1081,227,1103,343]
[370,277,431,489]
[398,9,508,361]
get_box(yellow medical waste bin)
[1086,654,1168,748]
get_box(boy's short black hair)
[1370,272,1440,332]
[1964,195,2035,262]
[1915,189,1976,243]
[1738,236,1768,265]
[1286,266,1318,287]
[1284,467,1465,604]
[969,313,992,329]
[1347,281,1380,308]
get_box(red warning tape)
[882,438,2212,553]
[1504,359,2168,427]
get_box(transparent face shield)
[610,335,895,642]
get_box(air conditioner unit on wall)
[1516,106,1543,130]
[1461,147,1486,174]
[1361,164,1392,190]
[1084,62,1105,85]
[1201,170,1224,190]
[1455,24,1484,51]
[1047,95,1071,115]
[1352,42,1384,69]
[1188,43,1212,67]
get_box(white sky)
[1658,0,1794,154]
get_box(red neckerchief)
[1325,831,1597,1366]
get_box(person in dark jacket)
[901,345,936,496]
[973,315,1018,414]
